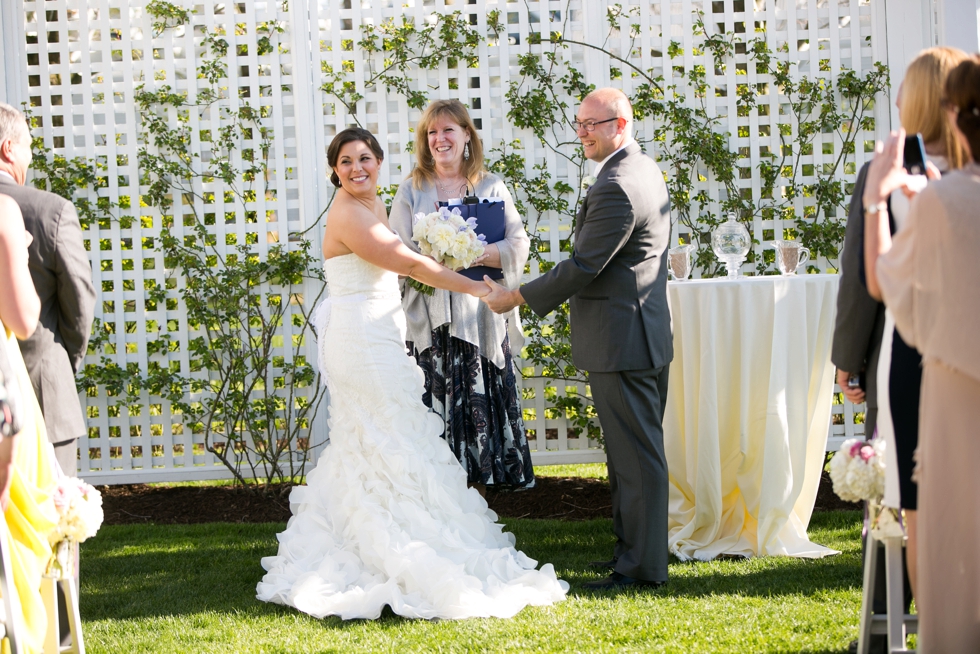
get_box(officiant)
[389,99,534,493]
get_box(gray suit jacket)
[831,163,887,411]
[522,143,673,372]
[0,178,95,444]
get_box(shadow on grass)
[562,553,862,600]
[80,512,862,622]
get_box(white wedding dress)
[256,253,568,620]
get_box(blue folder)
[437,197,507,281]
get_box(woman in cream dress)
[863,55,980,652]
[868,47,968,599]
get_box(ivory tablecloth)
[664,274,840,560]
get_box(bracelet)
[864,201,887,215]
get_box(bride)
[256,127,568,620]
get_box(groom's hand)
[482,276,524,314]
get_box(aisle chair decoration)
[830,437,916,653]
[829,437,902,538]
[47,477,104,577]
[43,477,103,654]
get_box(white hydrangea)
[829,437,886,502]
[49,477,104,544]
[411,206,486,270]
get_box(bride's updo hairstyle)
[328,127,385,188]
[944,54,980,163]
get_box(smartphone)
[903,133,927,175]
[847,373,864,391]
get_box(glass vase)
[45,538,73,580]
[711,214,751,279]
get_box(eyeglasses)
[570,117,620,132]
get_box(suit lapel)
[575,143,639,239]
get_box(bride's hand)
[467,280,490,298]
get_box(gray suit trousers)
[589,365,669,582]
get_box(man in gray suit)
[0,103,95,477]
[483,88,672,589]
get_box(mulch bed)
[98,469,859,525]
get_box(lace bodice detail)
[323,253,399,297]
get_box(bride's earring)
[463,142,470,161]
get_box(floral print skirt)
[408,324,535,489]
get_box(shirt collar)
[0,170,15,183]
[593,138,634,178]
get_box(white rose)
[428,223,456,255]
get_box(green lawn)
[79,511,862,653]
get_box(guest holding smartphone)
[831,46,968,652]
[863,53,980,653]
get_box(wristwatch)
[864,201,887,215]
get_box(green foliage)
[339,1,886,443]
[39,3,323,492]
[321,11,484,115]
[32,1,885,468]
[24,108,118,231]
[145,0,190,37]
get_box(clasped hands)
[458,243,523,312]
[468,276,523,313]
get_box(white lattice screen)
[8,0,878,483]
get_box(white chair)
[0,518,26,654]
[40,540,84,654]
[857,530,918,653]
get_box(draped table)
[664,274,840,560]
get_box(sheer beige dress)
[876,162,980,652]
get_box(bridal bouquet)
[829,437,886,502]
[49,476,104,545]
[409,206,487,295]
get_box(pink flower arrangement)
[48,476,104,545]
[849,440,876,463]
[829,437,886,502]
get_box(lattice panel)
[20,0,316,483]
[12,0,882,481]
[309,0,879,459]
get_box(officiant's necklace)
[436,175,466,196]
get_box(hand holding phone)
[903,133,927,175]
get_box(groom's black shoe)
[587,557,618,570]
[582,571,666,591]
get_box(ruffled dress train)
[255,254,567,620]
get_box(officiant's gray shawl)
[389,172,530,368]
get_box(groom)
[482,88,672,589]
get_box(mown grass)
[79,511,862,653]
[534,463,608,479]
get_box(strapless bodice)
[323,253,399,297]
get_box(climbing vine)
[26,0,887,460]
[29,1,323,492]
[329,0,887,442]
